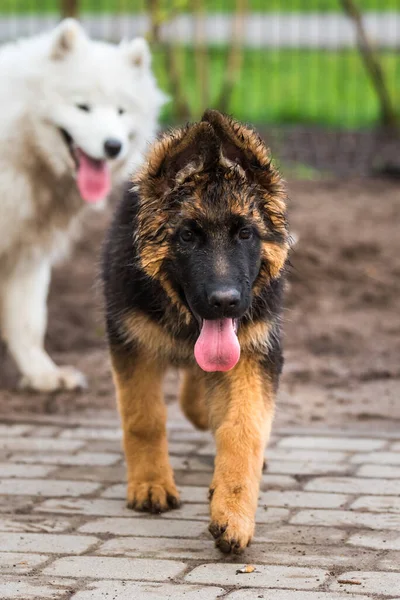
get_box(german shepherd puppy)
[102,110,289,554]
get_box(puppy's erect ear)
[137,122,220,196]
[202,109,278,191]
[50,19,86,60]
[121,37,151,70]
[163,122,220,184]
[202,110,288,280]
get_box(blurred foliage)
[1,0,398,129]
[147,0,190,29]
[1,0,399,13]
[152,48,399,128]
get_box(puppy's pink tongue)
[76,149,111,203]
[194,318,240,372]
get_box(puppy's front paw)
[209,487,255,554]
[126,480,181,514]
[20,366,87,392]
[209,512,255,554]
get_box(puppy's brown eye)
[238,228,252,240]
[180,229,194,243]
[118,107,125,115]
[77,104,90,112]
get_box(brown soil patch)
[1,178,399,431]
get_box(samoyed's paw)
[20,366,88,392]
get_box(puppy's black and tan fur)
[102,110,289,554]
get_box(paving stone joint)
[0,410,398,599]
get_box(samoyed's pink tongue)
[76,149,110,203]
[194,318,240,372]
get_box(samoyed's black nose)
[104,138,122,158]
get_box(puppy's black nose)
[104,138,122,158]
[208,288,241,312]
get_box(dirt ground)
[1,178,399,431]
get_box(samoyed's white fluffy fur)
[0,19,166,391]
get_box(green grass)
[152,48,399,129]
[279,161,329,180]
[1,0,398,14]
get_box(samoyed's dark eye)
[118,107,126,115]
[77,104,90,112]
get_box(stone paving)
[0,404,399,599]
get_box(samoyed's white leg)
[1,256,87,392]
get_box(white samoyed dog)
[0,19,166,392]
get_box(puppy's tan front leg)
[207,357,274,553]
[111,346,180,513]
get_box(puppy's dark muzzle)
[193,285,245,320]
[208,287,240,314]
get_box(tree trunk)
[148,0,191,122]
[165,44,192,121]
[60,0,78,19]
[148,0,161,44]
[217,0,247,114]
[193,0,209,116]
[341,0,397,129]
